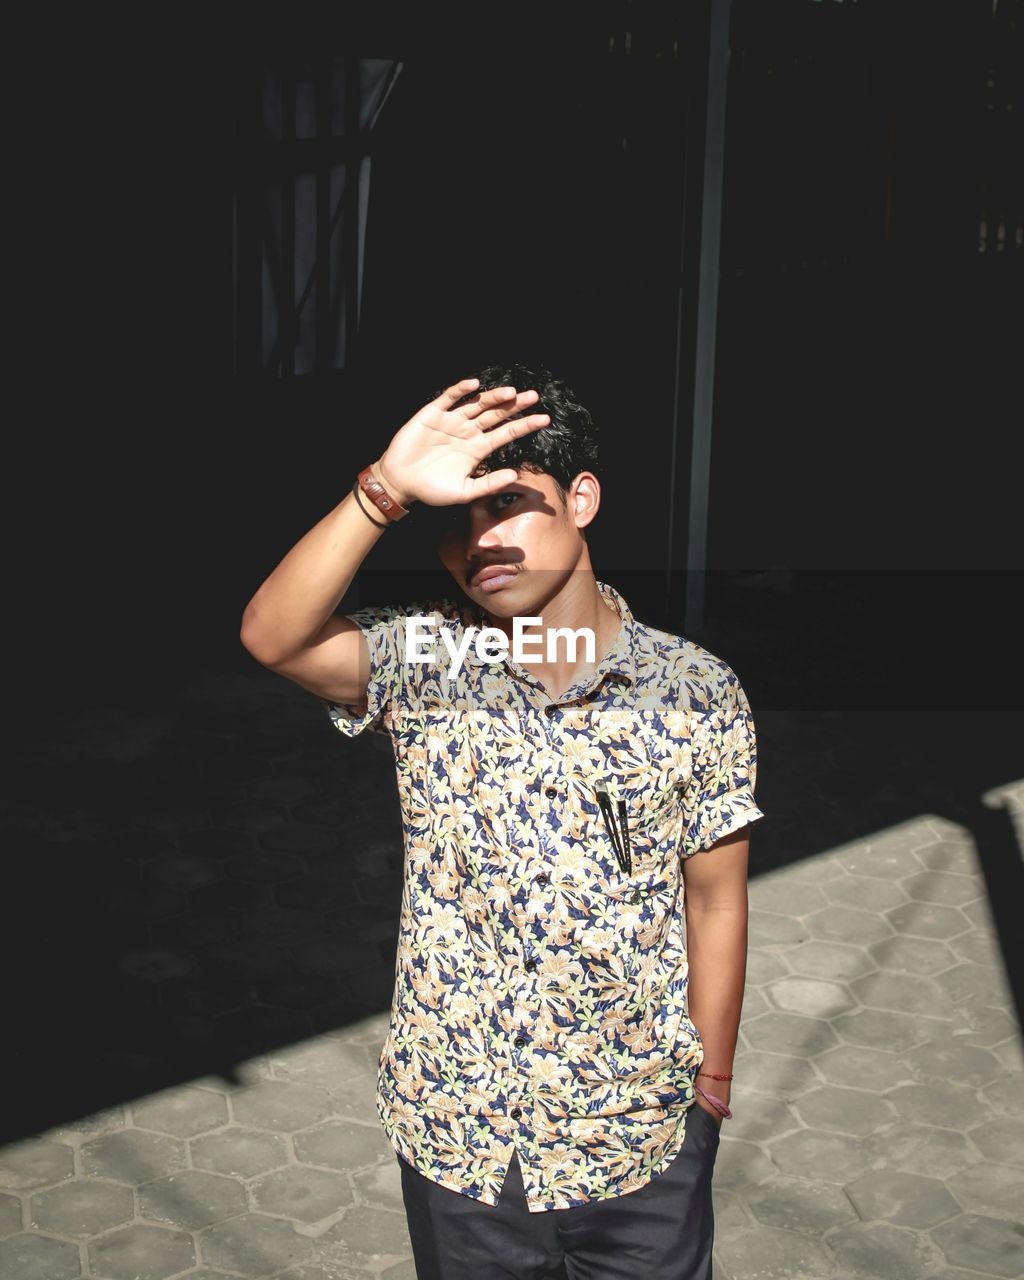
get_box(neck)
[484,573,621,700]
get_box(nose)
[463,505,505,557]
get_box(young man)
[240,364,765,1280]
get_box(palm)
[380,379,550,508]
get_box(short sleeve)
[322,602,420,738]
[680,669,765,858]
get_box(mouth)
[471,565,519,593]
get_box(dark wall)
[18,2,1022,744]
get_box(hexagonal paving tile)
[0,1232,81,1280]
[849,970,948,1015]
[132,1086,229,1137]
[81,1130,187,1184]
[885,1083,991,1131]
[886,901,971,940]
[832,1006,947,1054]
[804,904,895,945]
[294,1120,389,1171]
[947,1160,1024,1221]
[230,1079,335,1133]
[737,984,771,1018]
[728,1049,818,1102]
[745,1174,858,1235]
[352,1159,405,1213]
[942,962,1013,1009]
[317,1203,415,1267]
[815,1043,903,1088]
[748,877,830,916]
[0,1191,22,1237]
[951,927,1006,968]
[88,1222,196,1280]
[747,910,807,948]
[767,976,855,1019]
[965,1115,1024,1168]
[743,951,790,986]
[981,1074,1024,1119]
[739,1011,839,1058]
[715,1221,837,1280]
[768,1128,877,1182]
[251,1164,353,1223]
[836,836,926,880]
[844,1168,962,1227]
[826,1219,943,1278]
[706,1138,776,1194]
[868,934,958,975]
[863,1120,975,1181]
[792,1086,898,1137]
[931,1212,1024,1278]
[783,938,875,981]
[0,1139,74,1191]
[181,1271,250,1280]
[822,872,908,912]
[720,1099,801,1146]
[138,1170,248,1229]
[902,870,983,907]
[199,1211,315,1275]
[30,1177,133,1237]
[914,838,976,873]
[191,1126,290,1178]
[899,1035,1003,1089]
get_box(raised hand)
[375,378,551,508]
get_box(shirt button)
[535,873,549,887]
[525,958,537,972]
[514,1036,527,1048]
[544,786,557,798]
[544,706,557,717]
[511,1107,522,1120]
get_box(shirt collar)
[463,578,638,689]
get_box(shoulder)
[632,619,747,715]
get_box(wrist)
[373,457,415,508]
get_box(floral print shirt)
[324,580,764,1212]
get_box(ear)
[570,472,601,529]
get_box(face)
[436,470,598,618]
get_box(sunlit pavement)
[2,666,1022,1280]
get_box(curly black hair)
[438,362,601,507]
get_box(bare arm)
[239,376,550,705]
[682,827,751,1126]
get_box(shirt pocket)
[578,748,689,883]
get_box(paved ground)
[2,660,1023,1280]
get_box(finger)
[433,377,480,409]
[464,468,522,501]
[457,385,518,422]
[474,388,540,433]
[479,412,551,452]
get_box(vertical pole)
[343,53,361,369]
[315,58,332,374]
[685,0,731,634]
[281,64,296,378]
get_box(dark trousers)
[398,1103,721,1280]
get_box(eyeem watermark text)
[406,617,595,680]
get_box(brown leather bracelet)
[351,479,390,529]
[357,464,410,522]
